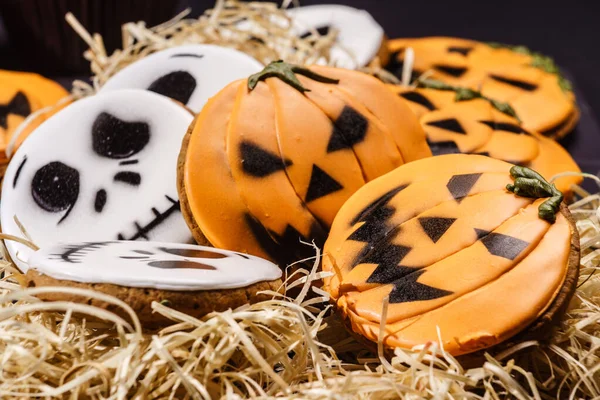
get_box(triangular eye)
[239,140,292,177]
[490,74,538,91]
[433,65,467,78]
[399,91,437,111]
[0,91,31,129]
[447,46,473,56]
[426,118,466,134]
[147,70,197,105]
[92,112,150,159]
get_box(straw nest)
[1,1,599,398]
[0,175,599,399]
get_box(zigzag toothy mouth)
[117,195,181,240]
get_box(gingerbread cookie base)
[177,115,212,248]
[25,269,282,329]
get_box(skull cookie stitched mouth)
[117,194,181,240]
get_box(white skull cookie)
[99,44,264,113]
[1,89,194,272]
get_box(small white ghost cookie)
[1,89,194,273]
[29,241,282,290]
[99,44,264,113]
[25,241,283,328]
[287,4,385,69]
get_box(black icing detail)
[446,173,482,202]
[94,189,107,213]
[159,247,227,259]
[490,74,538,91]
[480,232,529,260]
[384,49,424,80]
[148,260,217,270]
[92,112,150,159]
[478,120,528,134]
[418,217,457,243]
[348,205,395,243]
[399,91,437,111]
[119,195,181,240]
[54,242,112,263]
[0,91,31,129]
[119,160,139,166]
[114,171,141,186]
[474,228,491,240]
[31,161,80,223]
[389,270,453,304]
[244,213,326,267]
[433,64,467,78]
[12,156,27,188]
[240,140,292,178]
[327,106,369,153]
[134,250,153,255]
[170,53,204,59]
[299,25,331,39]
[364,243,415,284]
[426,139,462,156]
[426,118,466,134]
[447,46,473,56]
[350,185,408,226]
[147,70,197,105]
[305,165,343,203]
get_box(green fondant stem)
[416,78,519,121]
[248,60,339,93]
[506,166,563,223]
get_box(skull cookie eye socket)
[92,112,150,159]
[31,161,80,223]
[147,71,197,105]
[158,247,227,259]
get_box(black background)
[1,0,599,178]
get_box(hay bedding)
[0,1,599,398]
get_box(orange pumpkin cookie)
[386,37,578,138]
[0,70,69,166]
[323,154,579,357]
[178,61,431,266]
[390,81,581,194]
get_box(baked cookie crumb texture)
[25,241,283,327]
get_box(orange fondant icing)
[323,154,573,356]
[387,37,577,137]
[390,85,580,193]
[0,70,68,164]
[182,65,430,265]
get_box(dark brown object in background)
[0,0,178,75]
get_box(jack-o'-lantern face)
[323,154,578,356]
[390,84,581,194]
[386,37,578,138]
[180,62,431,266]
[0,70,69,166]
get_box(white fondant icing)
[28,241,282,291]
[99,44,264,113]
[1,89,194,273]
[287,4,384,69]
